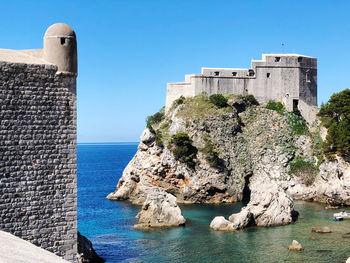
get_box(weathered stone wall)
[0,61,77,262]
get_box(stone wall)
[0,61,77,262]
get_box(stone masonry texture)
[0,61,77,262]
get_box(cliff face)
[107,95,350,206]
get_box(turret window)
[267,73,271,78]
[274,57,281,62]
[232,72,237,76]
[213,72,220,76]
[60,38,66,46]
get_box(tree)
[318,89,350,158]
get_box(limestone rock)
[346,257,350,263]
[107,101,350,209]
[212,182,298,231]
[209,216,235,231]
[311,227,332,233]
[134,188,186,229]
[77,232,105,263]
[288,240,304,252]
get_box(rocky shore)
[107,95,350,228]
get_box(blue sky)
[1,0,349,142]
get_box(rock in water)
[311,227,332,233]
[288,240,304,251]
[210,216,235,231]
[77,232,105,263]
[134,188,186,229]
[211,182,298,231]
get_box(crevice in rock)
[242,173,252,202]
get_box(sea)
[77,143,350,263]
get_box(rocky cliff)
[107,95,350,208]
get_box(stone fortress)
[0,23,77,262]
[166,54,318,122]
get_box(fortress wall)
[192,76,246,97]
[166,82,193,110]
[0,61,77,262]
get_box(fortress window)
[267,73,270,78]
[306,72,311,83]
[274,57,280,62]
[213,72,220,76]
[298,57,303,63]
[232,72,237,76]
[60,37,66,46]
[248,70,255,76]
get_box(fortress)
[0,23,77,261]
[166,54,318,122]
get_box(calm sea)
[77,143,350,263]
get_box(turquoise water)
[78,143,350,263]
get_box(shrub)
[289,156,318,186]
[242,94,259,106]
[168,132,198,168]
[209,94,228,108]
[155,130,163,147]
[201,138,222,168]
[266,101,285,115]
[287,112,308,135]
[146,107,165,129]
[318,89,350,158]
[174,96,185,106]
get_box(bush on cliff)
[289,156,318,186]
[266,101,285,115]
[209,94,228,108]
[146,107,165,129]
[168,132,198,168]
[287,112,308,136]
[201,138,222,169]
[318,89,350,158]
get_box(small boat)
[333,211,350,220]
[333,216,344,221]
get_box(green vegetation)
[155,130,163,147]
[146,107,165,129]
[311,129,324,167]
[168,132,198,168]
[318,89,350,158]
[209,94,228,108]
[289,155,318,186]
[287,112,308,135]
[237,94,259,106]
[266,101,285,115]
[201,137,222,168]
[174,96,186,106]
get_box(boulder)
[134,188,186,229]
[311,227,332,233]
[77,232,105,263]
[342,233,350,238]
[346,257,350,263]
[211,182,298,231]
[288,240,304,252]
[209,216,235,231]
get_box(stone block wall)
[0,61,77,262]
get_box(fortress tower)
[0,23,77,262]
[166,54,318,122]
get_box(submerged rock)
[311,227,332,233]
[288,240,304,252]
[342,233,350,238]
[77,232,105,263]
[134,188,186,229]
